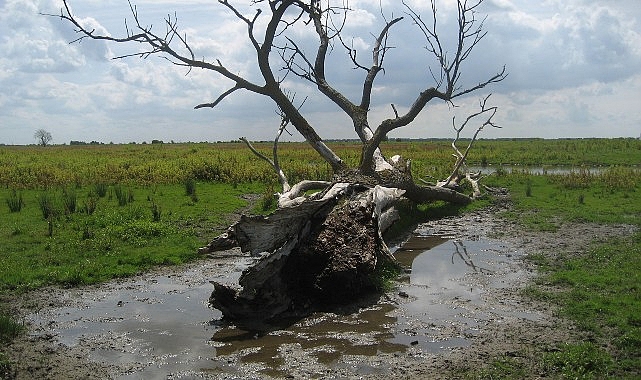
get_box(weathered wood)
[207,184,404,328]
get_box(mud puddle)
[26,221,537,379]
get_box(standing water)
[26,215,540,378]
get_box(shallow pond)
[27,222,538,378]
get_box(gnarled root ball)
[208,184,402,330]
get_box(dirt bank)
[2,203,636,379]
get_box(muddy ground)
[2,201,636,380]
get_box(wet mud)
[7,206,636,379]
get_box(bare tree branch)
[46,0,346,172]
[194,85,242,109]
[359,0,506,174]
[360,17,403,111]
[439,94,499,197]
[50,0,505,204]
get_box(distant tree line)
[69,140,105,145]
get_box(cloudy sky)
[1,0,640,145]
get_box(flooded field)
[25,215,540,379]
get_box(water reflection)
[26,230,527,378]
[451,240,493,274]
[207,303,406,377]
[468,165,639,175]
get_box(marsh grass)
[0,182,265,292]
[465,356,527,380]
[184,178,197,197]
[83,193,99,215]
[62,187,77,214]
[113,185,134,206]
[37,191,58,220]
[5,190,24,213]
[0,310,23,343]
[150,199,162,222]
[1,139,639,189]
[259,183,277,212]
[488,169,641,230]
[370,260,403,292]
[543,342,613,379]
[94,183,108,197]
[482,168,641,378]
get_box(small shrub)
[5,189,24,212]
[114,185,134,206]
[83,193,98,215]
[150,200,162,222]
[371,260,403,292]
[260,185,276,211]
[38,191,58,220]
[0,313,24,343]
[184,178,197,196]
[94,183,108,197]
[62,187,77,214]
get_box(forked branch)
[361,0,506,173]
[441,94,499,196]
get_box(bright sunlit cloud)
[0,0,640,145]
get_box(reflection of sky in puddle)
[26,232,531,378]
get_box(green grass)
[543,342,614,379]
[1,138,640,189]
[465,356,528,380]
[0,182,265,292]
[0,314,23,344]
[469,168,641,379]
[487,167,641,231]
[543,236,641,377]
[1,140,641,378]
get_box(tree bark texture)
[206,184,403,329]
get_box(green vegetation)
[0,182,263,291]
[490,166,641,231]
[0,313,23,344]
[1,138,639,189]
[469,163,641,378]
[1,138,640,378]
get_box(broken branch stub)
[205,184,404,328]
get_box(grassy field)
[0,182,265,292]
[474,166,641,379]
[1,138,639,189]
[1,138,641,378]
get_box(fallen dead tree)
[203,184,404,328]
[52,0,506,327]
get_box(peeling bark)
[204,184,404,329]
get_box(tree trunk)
[204,184,404,330]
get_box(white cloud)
[481,0,641,92]
[0,0,640,145]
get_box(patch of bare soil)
[2,202,636,380]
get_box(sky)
[1,0,640,145]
